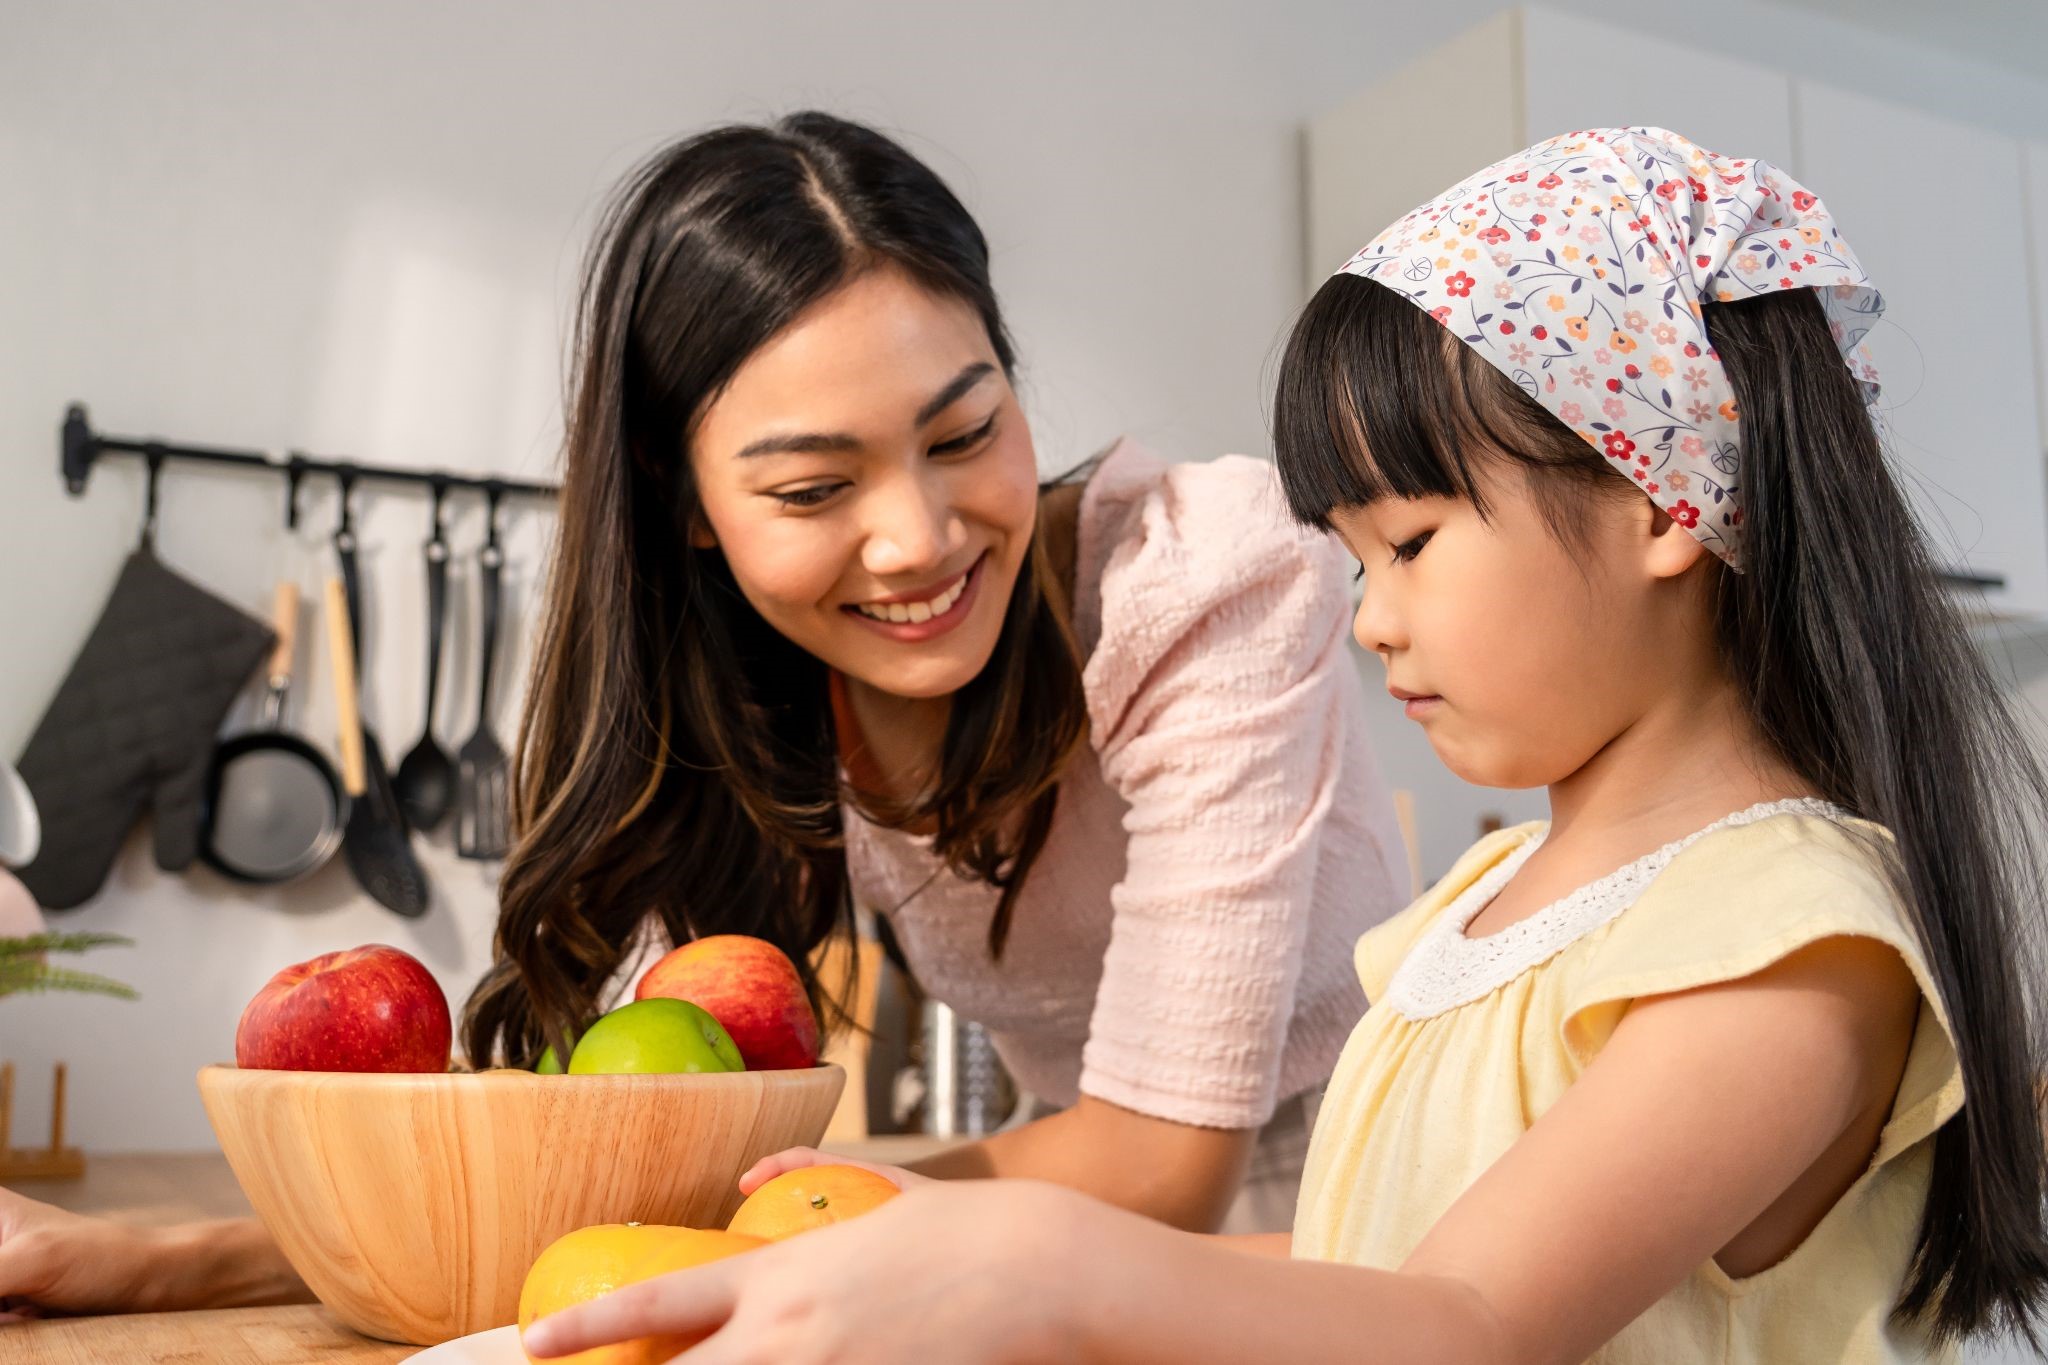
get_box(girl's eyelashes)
[1390,530,1433,564]
[1349,529,1430,580]
[1352,530,1428,581]
[931,414,998,456]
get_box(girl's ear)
[688,513,719,550]
[1639,500,1710,581]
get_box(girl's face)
[688,268,1039,701]
[1326,458,1708,790]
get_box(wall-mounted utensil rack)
[58,403,558,529]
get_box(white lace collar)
[1382,798,1849,1019]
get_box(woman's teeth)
[856,571,968,624]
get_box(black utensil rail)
[59,403,559,521]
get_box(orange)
[517,1222,764,1365]
[724,1164,901,1241]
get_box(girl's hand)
[522,1181,1095,1364]
[736,1146,933,1196]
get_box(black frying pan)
[201,582,349,883]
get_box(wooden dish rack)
[0,1061,85,1181]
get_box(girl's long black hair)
[1275,273,2048,1347]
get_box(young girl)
[526,128,2048,1363]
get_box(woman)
[0,112,1402,1318]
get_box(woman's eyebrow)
[731,362,997,462]
[733,429,862,460]
[915,362,995,426]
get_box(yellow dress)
[1292,800,1964,1363]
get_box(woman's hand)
[737,1146,933,1196]
[0,1190,308,1319]
[523,1180,1096,1364]
[0,1186,163,1320]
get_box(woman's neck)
[839,679,950,804]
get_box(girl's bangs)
[1274,273,1503,529]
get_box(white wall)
[4,0,2048,1190]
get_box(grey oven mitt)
[15,549,272,909]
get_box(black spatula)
[326,547,430,919]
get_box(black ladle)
[394,480,457,832]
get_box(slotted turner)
[456,487,510,861]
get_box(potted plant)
[0,931,137,1000]
[1,931,135,1180]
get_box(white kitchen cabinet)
[1519,9,1797,173]
[1797,84,2048,616]
[1304,6,1795,292]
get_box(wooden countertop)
[2,1138,964,1363]
[2,1301,415,1364]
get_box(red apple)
[634,935,818,1071]
[235,944,452,1073]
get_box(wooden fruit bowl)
[196,1062,845,1346]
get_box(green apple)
[533,1027,579,1074]
[567,998,745,1075]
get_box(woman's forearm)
[908,1100,1254,1231]
[912,1134,1289,1250]
[139,1218,312,1312]
[914,1123,1195,1219]
[910,1116,1222,1227]
[906,1136,999,1180]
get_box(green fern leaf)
[0,932,136,960]
[0,961,140,1001]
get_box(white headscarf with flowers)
[1335,127,1882,568]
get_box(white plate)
[402,1324,524,1363]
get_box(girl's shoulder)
[1073,438,1356,738]
[1561,807,1963,1167]
[1371,807,1927,1028]
[1601,808,1911,971]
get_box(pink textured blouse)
[844,439,1405,1129]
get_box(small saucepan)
[201,582,349,883]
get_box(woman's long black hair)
[1275,273,2048,1346]
[463,113,1087,1074]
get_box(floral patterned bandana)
[1334,127,1882,568]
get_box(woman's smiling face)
[687,266,1040,700]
